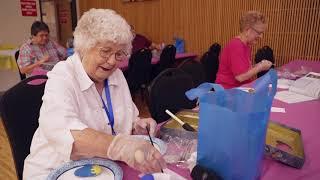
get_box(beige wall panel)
[78,0,320,66]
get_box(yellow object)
[90,165,102,175]
[163,109,305,168]
[266,121,304,158]
[0,44,17,50]
[0,55,18,71]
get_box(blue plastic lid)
[140,174,154,180]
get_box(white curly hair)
[73,8,133,55]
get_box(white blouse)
[23,53,139,180]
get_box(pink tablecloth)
[122,60,319,180]
[261,60,320,180]
[118,52,197,71]
[280,60,320,72]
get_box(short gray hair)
[74,9,133,55]
[240,11,267,32]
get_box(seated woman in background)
[215,11,272,89]
[23,9,165,179]
[131,25,162,54]
[18,21,67,76]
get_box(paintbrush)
[146,126,164,173]
[165,110,197,132]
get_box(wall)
[0,0,41,46]
[78,0,320,66]
[57,0,73,47]
[0,0,41,92]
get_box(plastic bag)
[185,69,278,180]
[174,37,185,53]
[161,134,197,168]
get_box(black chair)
[148,68,196,123]
[0,75,48,180]
[14,50,26,80]
[178,59,206,87]
[126,48,152,101]
[152,44,176,78]
[208,42,221,55]
[255,45,275,77]
[15,50,26,81]
[200,43,221,83]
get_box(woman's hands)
[133,118,157,136]
[107,134,166,173]
[256,60,273,72]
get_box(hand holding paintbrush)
[146,126,164,173]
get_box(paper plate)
[132,135,167,155]
[47,158,123,180]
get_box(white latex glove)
[107,134,166,173]
[133,118,157,136]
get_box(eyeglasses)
[250,26,264,36]
[98,47,128,62]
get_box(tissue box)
[160,110,305,169]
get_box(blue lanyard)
[100,80,116,135]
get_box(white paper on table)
[271,107,286,113]
[275,91,317,104]
[277,79,295,89]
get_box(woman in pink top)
[216,11,272,89]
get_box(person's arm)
[70,128,113,160]
[19,55,50,74]
[228,42,272,83]
[235,60,273,82]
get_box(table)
[0,49,19,71]
[261,60,320,179]
[120,60,320,180]
[118,52,197,71]
[121,162,191,180]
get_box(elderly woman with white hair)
[23,9,166,179]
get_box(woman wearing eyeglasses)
[23,9,166,179]
[216,11,273,89]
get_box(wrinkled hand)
[133,118,157,136]
[107,134,166,173]
[257,60,272,71]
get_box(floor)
[0,93,150,180]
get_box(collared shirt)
[23,53,139,180]
[17,38,67,68]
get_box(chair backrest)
[158,44,176,71]
[200,43,221,83]
[178,59,206,87]
[0,75,48,180]
[127,48,152,93]
[254,45,275,77]
[148,68,196,123]
[200,51,220,83]
[14,50,26,81]
[208,43,221,55]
